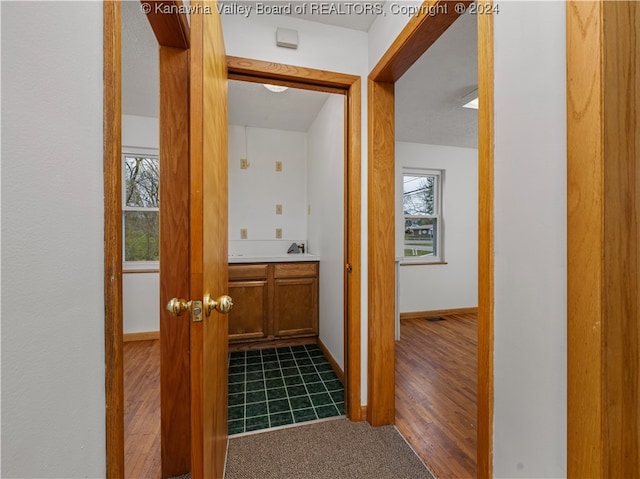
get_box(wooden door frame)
[103,1,191,476]
[365,0,491,474]
[567,1,639,477]
[103,2,123,476]
[225,56,363,421]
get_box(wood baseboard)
[123,331,160,342]
[317,339,345,384]
[360,405,368,420]
[400,307,478,321]
[228,336,317,352]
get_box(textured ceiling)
[121,4,477,148]
[122,0,159,118]
[229,81,332,131]
[396,11,478,148]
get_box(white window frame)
[122,147,160,271]
[400,168,444,264]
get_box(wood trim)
[124,331,160,342]
[203,5,231,474]
[566,3,605,476]
[228,73,346,96]
[366,78,396,427]
[318,339,345,384]
[369,0,472,82]
[142,0,190,49]
[159,45,191,478]
[400,307,478,321]
[228,337,317,352]
[227,56,362,422]
[104,1,124,478]
[477,7,494,479]
[567,2,640,477]
[601,3,639,473]
[123,269,160,274]
[189,6,205,478]
[600,6,640,473]
[345,78,362,421]
[399,261,448,266]
[360,405,368,419]
[226,56,360,89]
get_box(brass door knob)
[204,294,234,316]
[166,298,191,316]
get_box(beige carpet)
[224,418,435,479]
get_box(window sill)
[123,261,160,273]
[399,260,448,266]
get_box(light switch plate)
[275,161,283,172]
[240,228,247,239]
[275,228,282,239]
[240,158,249,169]
[276,204,283,215]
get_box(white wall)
[1,2,106,477]
[368,2,418,71]
[123,114,159,149]
[395,142,478,313]
[122,114,160,334]
[493,2,567,477]
[228,125,307,246]
[221,14,368,76]
[307,95,345,368]
[221,14,371,397]
[123,273,160,334]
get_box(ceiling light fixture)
[461,88,479,110]
[264,84,289,93]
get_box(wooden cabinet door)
[273,277,319,337]
[228,280,269,341]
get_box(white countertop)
[228,253,320,264]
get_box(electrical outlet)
[275,228,282,239]
[276,204,283,215]
[240,228,247,239]
[240,158,249,169]
[275,161,283,172]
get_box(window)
[402,168,443,261]
[123,151,159,265]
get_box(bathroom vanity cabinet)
[228,261,319,343]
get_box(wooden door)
[157,3,228,478]
[189,3,229,479]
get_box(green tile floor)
[228,344,345,435]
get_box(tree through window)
[123,154,159,262]
[403,169,443,260]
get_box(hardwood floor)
[124,339,161,479]
[395,313,477,479]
